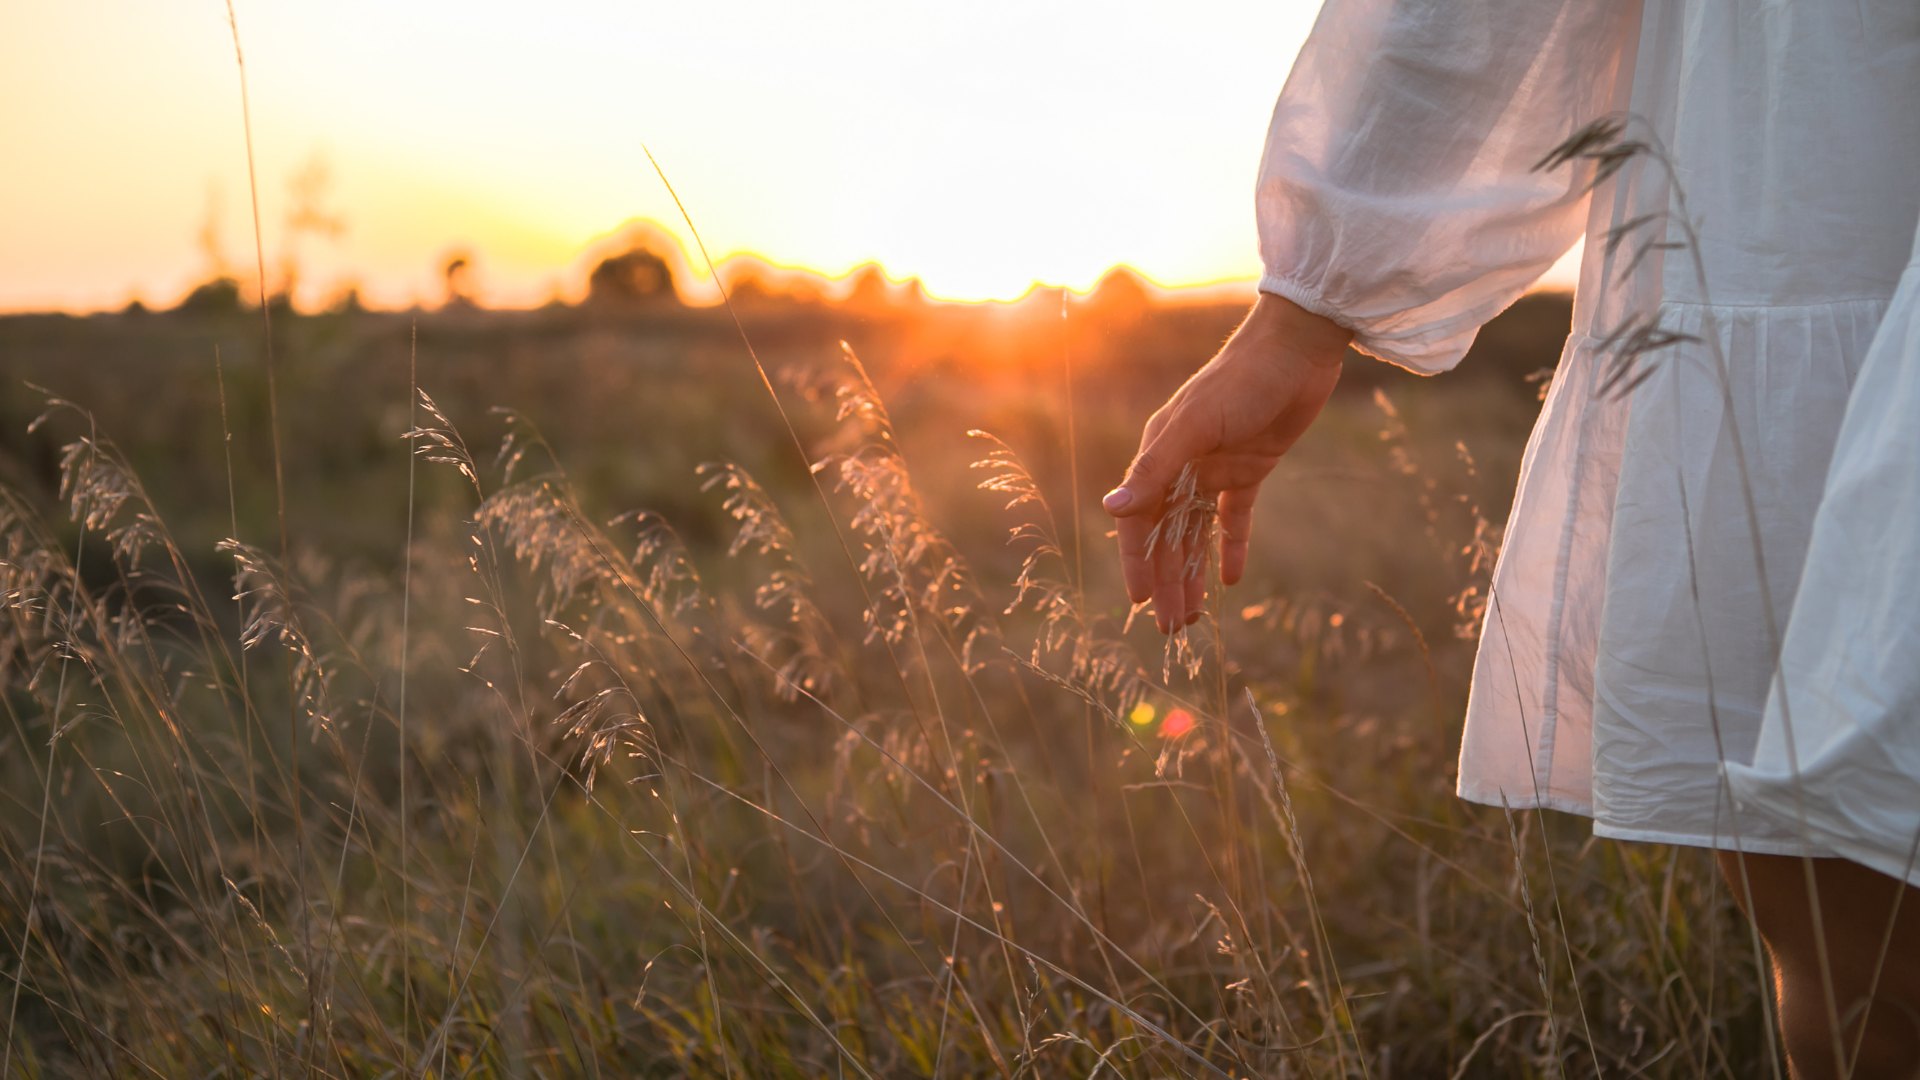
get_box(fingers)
[1116,514,1155,605]
[1181,548,1205,626]
[1103,407,1211,520]
[1123,469,1264,632]
[1111,406,1211,633]
[1191,452,1279,496]
[1150,527,1186,634]
[1218,485,1260,586]
[1152,517,1209,633]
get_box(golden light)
[0,0,1336,313]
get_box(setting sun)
[2,0,1335,311]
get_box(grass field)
[0,286,1776,1076]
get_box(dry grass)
[0,297,1773,1075]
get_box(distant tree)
[182,186,246,316]
[196,183,229,283]
[1083,266,1152,323]
[173,276,244,315]
[843,263,894,311]
[723,262,830,309]
[326,285,366,315]
[443,252,476,309]
[279,153,347,310]
[897,276,930,307]
[586,245,679,308]
[726,272,774,305]
[721,256,831,307]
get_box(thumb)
[1104,414,1208,518]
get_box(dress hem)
[1589,823,1822,858]
[1456,782,1594,817]
[1457,783,1824,856]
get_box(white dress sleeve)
[1257,0,1640,374]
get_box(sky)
[1,2,1580,312]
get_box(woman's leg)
[1717,851,1920,1079]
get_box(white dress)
[1256,0,1920,882]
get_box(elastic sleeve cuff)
[1258,271,1480,376]
[1254,271,1351,332]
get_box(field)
[0,284,1775,1076]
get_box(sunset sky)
[2,2,1579,312]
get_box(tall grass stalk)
[223,7,314,1063]
[399,324,417,1056]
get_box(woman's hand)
[1103,291,1352,633]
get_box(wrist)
[1249,289,1354,369]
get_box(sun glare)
[0,1,1340,313]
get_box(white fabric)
[1257,0,1920,876]
[1726,226,1920,885]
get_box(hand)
[1103,291,1352,633]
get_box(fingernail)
[1102,487,1132,513]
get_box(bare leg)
[1718,851,1920,1079]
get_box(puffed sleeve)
[1257,0,1640,374]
